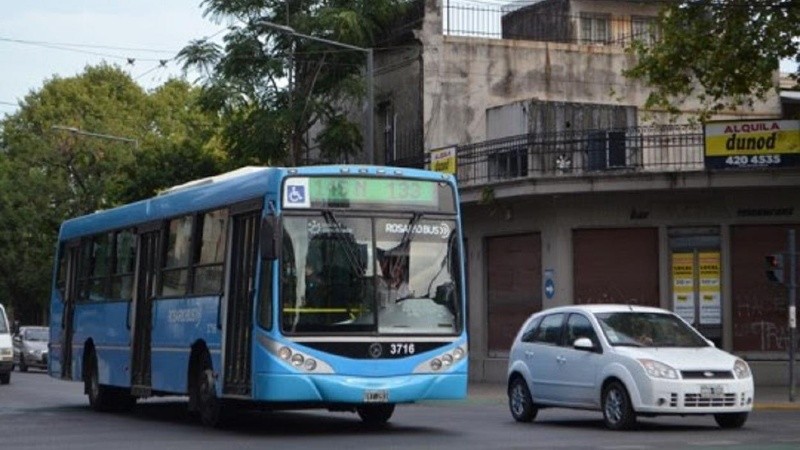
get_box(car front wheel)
[714,412,748,429]
[508,377,537,422]
[602,381,636,430]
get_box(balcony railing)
[434,124,706,187]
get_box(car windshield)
[280,213,461,335]
[24,329,48,341]
[595,311,709,348]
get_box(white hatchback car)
[507,304,754,430]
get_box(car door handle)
[524,351,535,357]
[556,355,566,364]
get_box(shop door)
[669,228,722,346]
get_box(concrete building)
[368,0,800,385]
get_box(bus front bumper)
[252,373,467,404]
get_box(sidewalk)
[467,382,800,411]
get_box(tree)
[178,0,411,165]
[625,0,800,120]
[0,65,223,324]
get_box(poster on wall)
[672,252,695,323]
[698,251,722,325]
[704,119,800,169]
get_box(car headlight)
[733,359,751,379]
[0,348,11,357]
[638,359,679,379]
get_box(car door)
[526,313,565,403]
[558,313,603,407]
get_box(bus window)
[161,215,192,297]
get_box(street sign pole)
[789,230,797,402]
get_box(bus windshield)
[280,213,461,335]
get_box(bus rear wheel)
[356,403,395,426]
[84,349,136,412]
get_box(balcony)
[429,124,800,203]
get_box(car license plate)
[363,389,388,403]
[700,384,724,398]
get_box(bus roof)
[58,165,456,241]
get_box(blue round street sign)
[544,278,555,300]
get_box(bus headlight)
[430,358,443,371]
[290,353,304,367]
[278,346,292,360]
[303,358,317,371]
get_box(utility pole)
[789,230,797,402]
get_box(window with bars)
[631,16,659,45]
[580,13,610,44]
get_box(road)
[2,371,800,450]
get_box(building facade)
[370,0,799,385]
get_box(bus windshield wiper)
[321,210,366,275]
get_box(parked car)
[507,304,754,430]
[13,326,49,372]
[0,304,11,384]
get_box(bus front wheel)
[356,403,395,426]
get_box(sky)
[0,1,226,116]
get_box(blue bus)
[49,165,467,426]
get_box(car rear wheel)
[714,412,748,429]
[508,377,537,422]
[602,381,636,430]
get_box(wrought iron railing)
[442,2,659,47]
[432,124,706,187]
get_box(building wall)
[462,186,800,385]
[420,0,782,151]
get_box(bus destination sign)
[283,177,439,209]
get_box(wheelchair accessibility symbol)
[284,178,310,208]
[288,185,305,203]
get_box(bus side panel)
[150,296,222,394]
[72,302,132,386]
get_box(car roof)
[534,304,670,316]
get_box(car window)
[531,313,564,345]
[520,317,542,343]
[565,313,598,347]
[24,329,48,341]
[596,311,709,347]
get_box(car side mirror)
[573,337,595,351]
[12,335,21,343]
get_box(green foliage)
[0,65,223,323]
[179,0,410,165]
[625,0,800,120]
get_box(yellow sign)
[698,251,721,325]
[430,146,457,174]
[672,252,695,323]
[704,120,800,169]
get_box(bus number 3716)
[389,343,416,355]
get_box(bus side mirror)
[260,216,277,260]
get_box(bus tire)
[356,403,395,426]
[85,349,114,412]
[193,360,227,427]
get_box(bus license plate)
[364,389,388,403]
[700,385,724,398]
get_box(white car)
[507,304,754,430]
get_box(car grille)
[683,393,739,407]
[680,370,734,379]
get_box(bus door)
[131,225,160,395]
[222,204,261,396]
[60,241,80,380]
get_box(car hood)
[613,346,739,371]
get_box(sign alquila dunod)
[704,120,800,169]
